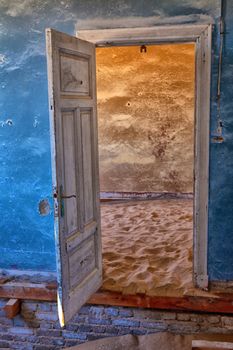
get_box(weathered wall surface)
[1,0,230,281]
[1,300,233,349]
[97,44,195,193]
[208,0,233,280]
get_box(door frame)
[77,24,212,290]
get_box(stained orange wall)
[96,44,195,193]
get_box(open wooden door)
[46,29,102,326]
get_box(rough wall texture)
[1,0,230,282]
[208,0,233,280]
[1,300,233,349]
[97,44,195,193]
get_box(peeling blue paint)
[1,0,231,281]
[208,0,233,281]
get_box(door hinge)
[202,49,206,63]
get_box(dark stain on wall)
[38,199,50,216]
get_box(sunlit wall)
[97,44,195,193]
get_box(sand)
[101,198,194,297]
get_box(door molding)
[77,24,212,289]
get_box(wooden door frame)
[77,24,212,290]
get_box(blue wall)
[0,0,230,280]
[208,0,233,280]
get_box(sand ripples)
[101,199,193,297]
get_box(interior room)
[96,43,196,297]
[2,0,233,344]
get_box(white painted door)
[46,28,102,326]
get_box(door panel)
[69,235,96,289]
[46,28,102,326]
[81,111,95,224]
[62,110,78,235]
[60,51,90,95]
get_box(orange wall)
[96,44,195,193]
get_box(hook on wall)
[140,45,147,53]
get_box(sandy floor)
[101,199,194,297]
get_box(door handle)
[59,185,76,217]
[61,194,76,199]
[60,185,76,199]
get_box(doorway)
[96,43,195,296]
[77,24,211,291]
[46,24,211,324]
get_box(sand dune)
[101,199,194,297]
